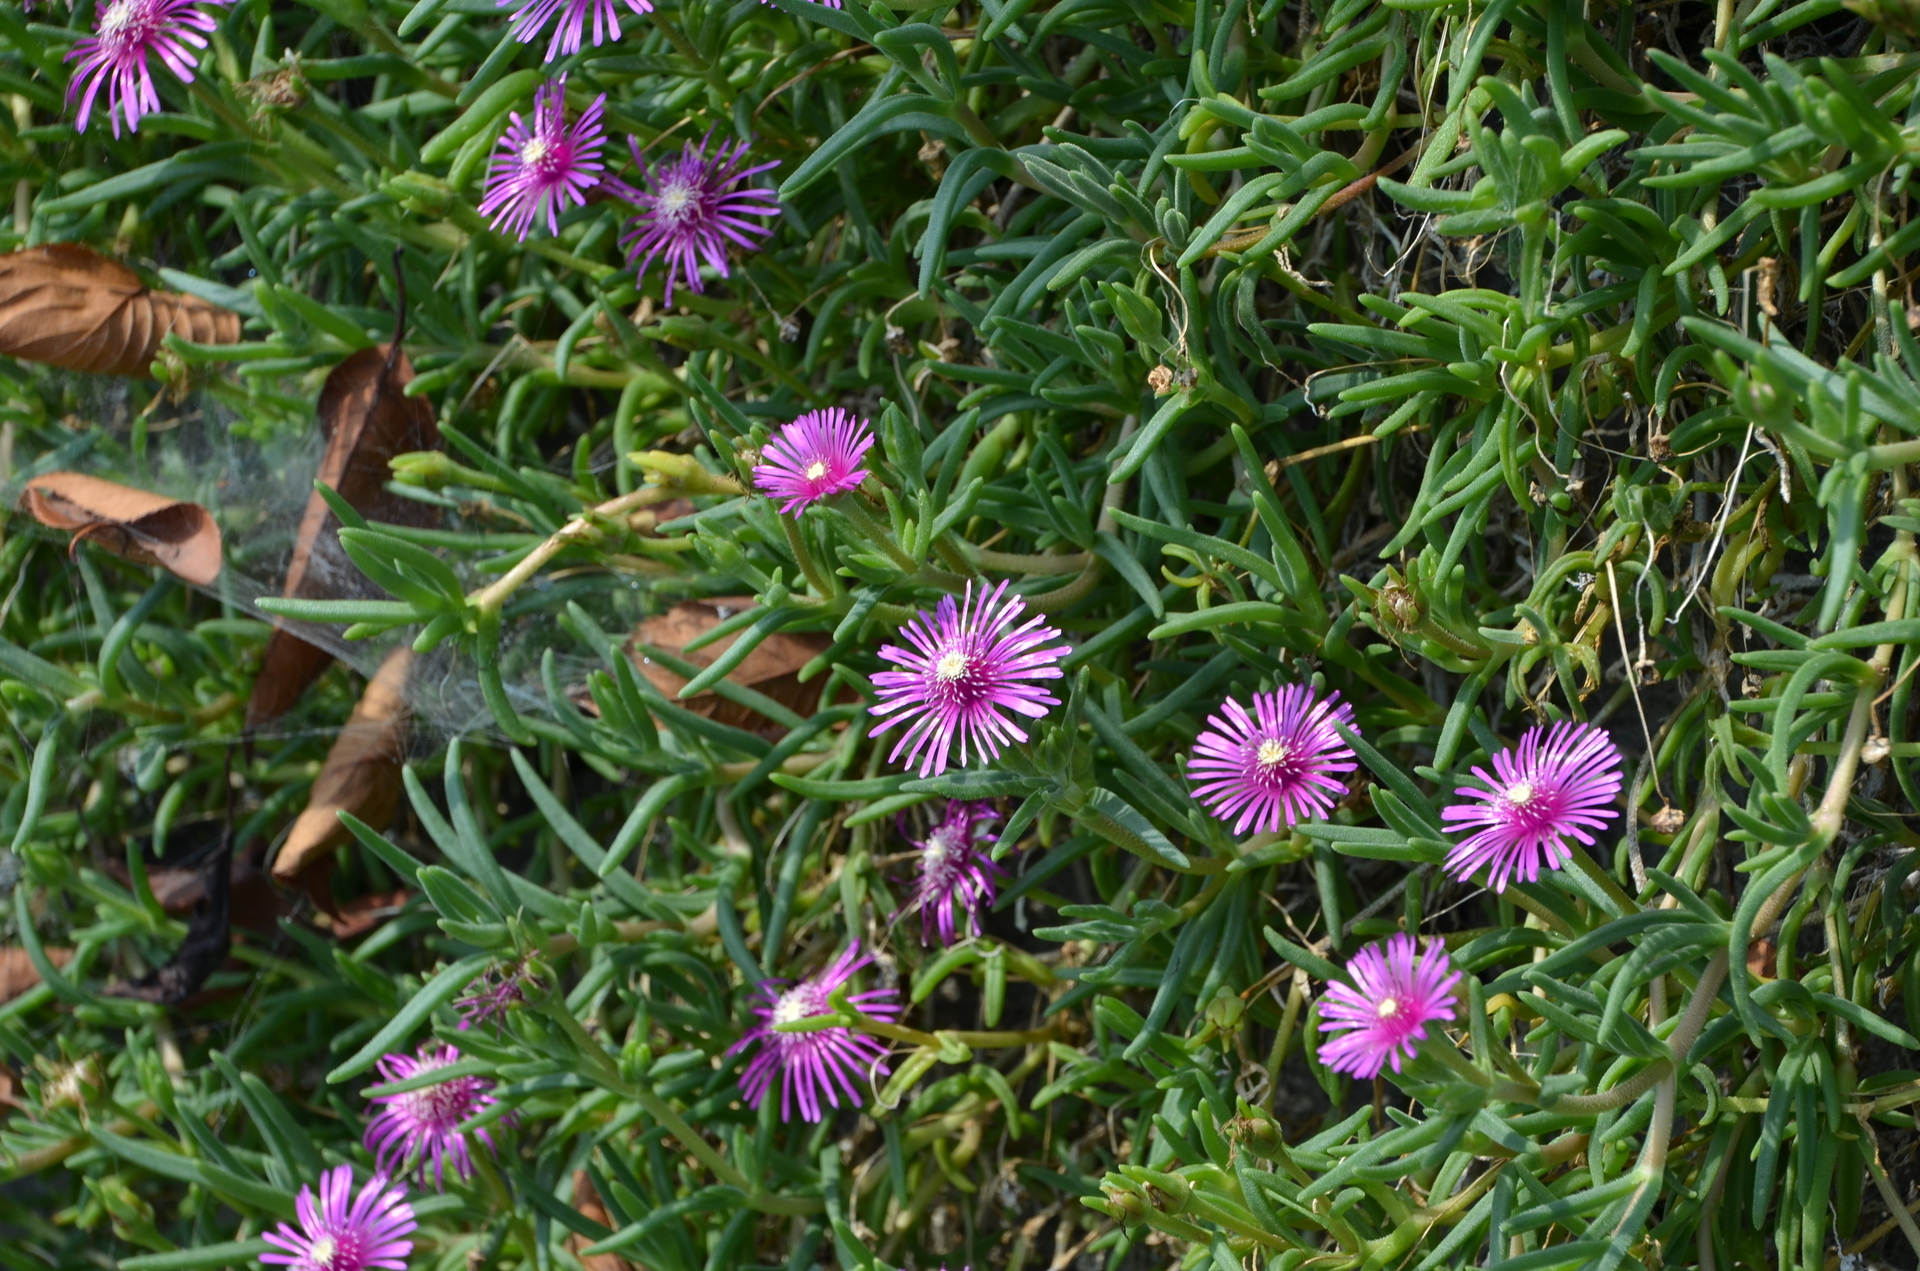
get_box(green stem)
[836,494,918,571]
[541,999,820,1215]
[779,513,836,597]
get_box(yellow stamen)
[805,460,827,480]
[1376,997,1399,1019]
[1256,739,1289,767]
[935,651,968,680]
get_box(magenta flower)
[1318,934,1462,1079]
[363,1042,502,1188]
[500,0,651,62]
[66,0,226,136]
[454,964,533,1033]
[897,801,1003,946]
[618,135,780,304]
[1439,721,1622,893]
[1187,686,1357,835]
[728,945,903,1123]
[753,409,874,514]
[869,580,1071,778]
[478,78,608,241]
[261,1165,416,1271]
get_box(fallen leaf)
[315,887,412,941]
[629,597,828,734]
[0,243,239,376]
[22,471,222,585]
[111,850,284,933]
[0,946,70,1002]
[108,832,231,1006]
[570,1173,638,1271]
[248,339,441,731]
[274,647,412,912]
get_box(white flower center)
[1507,781,1535,806]
[658,182,694,221]
[935,650,968,681]
[98,0,138,38]
[771,987,812,1027]
[1256,739,1289,767]
[805,460,827,480]
[924,826,959,865]
[307,1236,338,1270]
[1376,997,1400,1019]
[100,0,133,28]
[520,136,551,166]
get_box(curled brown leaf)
[248,341,441,731]
[0,244,239,376]
[275,646,412,912]
[22,471,223,585]
[570,1173,639,1271]
[0,946,70,1003]
[629,597,828,734]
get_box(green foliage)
[2,0,1920,1268]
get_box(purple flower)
[1186,686,1358,835]
[454,964,532,1033]
[363,1042,502,1188]
[1317,934,1462,1079]
[898,801,1003,946]
[618,135,780,304]
[500,0,651,62]
[66,0,226,136]
[478,77,607,242]
[1439,721,1622,893]
[728,945,902,1123]
[261,1165,416,1271]
[869,580,1071,778]
[752,408,874,515]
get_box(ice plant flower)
[897,801,1003,946]
[67,0,227,136]
[869,581,1071,778]
[363,1042,502,1188]
[478,78,608,242]
[753,408,874,514]
[729,945,902,1123]
[261,1165,416,1271]
[1440,721,1622,893]
[500,0,651,63]
[1187,686,1358,834]
[1318,934,1462,1078]
[618,135,780,304]
[454,963,533,1033]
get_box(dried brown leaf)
[0,244,240,376]
[248,342,441,731]
[23,471,223,585]
[629,597,827,734]
[111,852,285,933]
[0,946,70,1002]
[316,887,411,941]
[275,647,412,912]
[570,1173,639,1271]
[109,831,232,1006]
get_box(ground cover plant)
[0,0,1919,1266]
